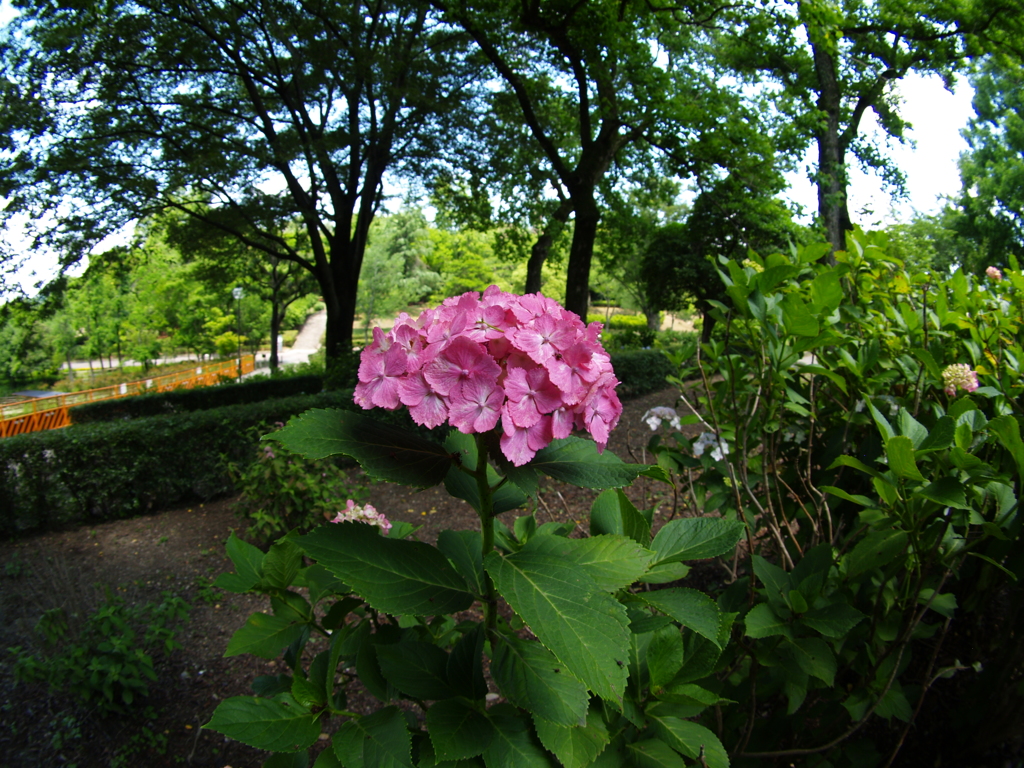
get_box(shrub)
[69,374,323,424]
[228,430,369,545]
[10,590,189,716]
[0,390,349,537]
[608,349,677,397]
[586,312,652,329]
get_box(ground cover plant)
[206,241,1024,767]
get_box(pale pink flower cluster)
[942,364,980,397]
[330,499,391,535]
[353,286,623,466]
[986,266,1003,281]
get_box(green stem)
[475,434,498,636]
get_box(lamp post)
[232,286,244,378]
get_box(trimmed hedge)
[587,313,654,329]
[609,349,677,398]
[2,352,672,538]
[0,390,345,537]
[69,374,323,424]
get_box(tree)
[953,55,1024,269]
[0,0,483,365]
[642,167,801,341]
[722,0,1022,253]
[431,0,742,319]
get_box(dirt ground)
[0,387,696,768]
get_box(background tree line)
[0,0,1022,376]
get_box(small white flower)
[693,431,729,461]
[642,407,682,432]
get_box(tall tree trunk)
[525,200,573,294]
[269,300,281,372]
[812,42,853,255]
[563,193,600,321]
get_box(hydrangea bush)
[208,244,1024,766]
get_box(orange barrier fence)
[0,355,255,438]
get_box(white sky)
[1,0,975,294]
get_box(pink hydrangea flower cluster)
[330,499,391,535]
[353,286,623,466]
[942,364,980,397]
[986,266,1003,281]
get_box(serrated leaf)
[640,588,721,647]
[744,603,792,640]
[298,522,472,616]
[263,538,303,589]
[886,435,925,481]
[483,704,557,768]
[270,408,453,487]
[447,624,488,700]
[650,518,746,564]
[204,694,320,753]
[426,699,495,760]
[529,437,651,489]
[820,485,875,507]
[915,476,970,509]
[376,640,453,700]
[437,529,485,597]
[522,533,654,592]
[533,706,610,768]
[799,602,866,638]
[590,488,651,546]
[226,613,307,659]
[639,561,691,584]
[219,531,264,592]
[648,715,730,768]
[490,634,590,726]
[896,409,929,449]
[918,416,955,453]
[785,637,836,685]
[844,530,908,580]
[627,739,686,768]
[360,706,415,768]
[485,551,630,703]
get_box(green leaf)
[298,522,472,616]
[204,694,320,753]
[359,706,415,768]
[426,699,495,761]
[376,640,454,700]
[590,489,651,546]
[917,416,956,453]
[915,476,970,509]
[795,364,848,395]
[886,436,925,481]
[648,715,730,768]
[844,530,908,580]
[533,706,610,768]
[447,624,488,700]
[781,294,819,337]
[918,589,957,618]
[522,533,654,592]
[313,744,344,768]
[647,625,684,690]
[216,531,264,593]
[444,432,528,514]
[866,399,896,442]
[896,409,929,449]
[626,739,686,768]
[640,588,722,647]
[752,555,792,610]
[529,438,651,489]
[650,518,746,565]
[483,704,557,768]
[225,613,307,659]
[485,551,630,703]
[490,634,590,727]
[263,538,303,589]
[810,269,843,313]
[799,602,866,638]
[743,603,791,640]
[437,529,485,596]
[820,485,875,507]
[785,637,836,685]
[638,562,691,584]
[828,454,884,480]
[270,408,453,488]
[989,415,1024,478]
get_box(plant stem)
[475,434,498,636]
